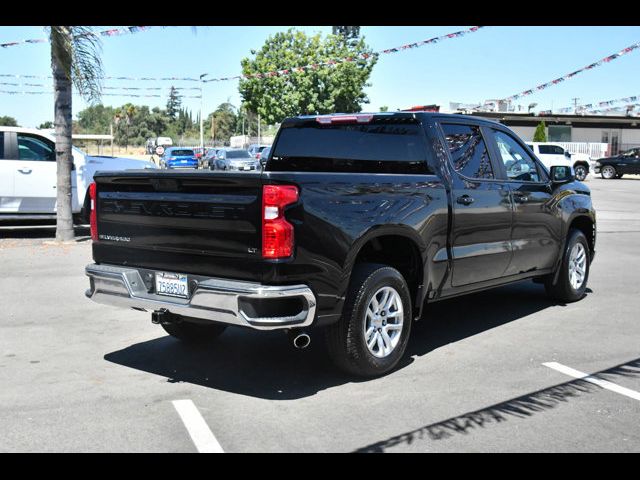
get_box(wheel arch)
[344,226,428,319]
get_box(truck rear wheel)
[545,229,590,303]
[161,319,227,344]
[325,263,412,377]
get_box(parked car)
[200,148,220,169]
[211,149,259,171]
[160,147,198,169]
[0,126,157,223]
[594,147,640,179]
[247,144,269,159]
[156,137,173,148]
[526,142,593,181]
[85,112,596,377]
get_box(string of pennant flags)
[0,26,155,49]
[584,103,640,115]
[502,41,640,102]
[0,26,486,85]
[556,95,640,113]
[0,89,201,99]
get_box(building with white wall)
[470,112,640,156]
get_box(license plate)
[155,272,189,298]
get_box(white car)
[526,142,593,181]
[0,127,158,222]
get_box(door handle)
[513,193,529,203]
[18,167,32,174]
[456,195,474,206]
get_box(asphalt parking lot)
[1,176,639,452]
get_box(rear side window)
[270,121,431,174]
[441,124,494,180]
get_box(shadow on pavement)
[104,281,565,400]
[354,357,640,452]
[0,223,90,241]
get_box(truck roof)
[284,111,503,127]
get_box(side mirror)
[550,165,574,184]
[564,151,571,159]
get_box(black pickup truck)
[85,112,596,377]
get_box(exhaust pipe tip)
[292,332,311,350]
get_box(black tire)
[325,263,412,377]
[617,174,624,179]
[574,164,588,181]
[161,319,227,344]
[544,229,590,303]
[601,165,617,179]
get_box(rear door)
[438,121,513,286]
[488,128,562,274]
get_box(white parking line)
[543,362,640,402]
[172,399,224,453]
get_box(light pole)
[199,73,208,152]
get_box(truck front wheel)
[325,263,412,377]
[545,229,590,303]
[161,318,227,344]
[573,164,588,181]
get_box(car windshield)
[168,149,194,156]
[226,150,251,159]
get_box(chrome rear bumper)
[85,263,316,330]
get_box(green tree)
[207,103,238,143]
[332,26,361,41]
[379,106,389,112]
[533,121,547,142]
[38,121,54,129]
[0,116,19,126]
[166,86,182,120]
[48,26,103,242]
[239,28,377,124]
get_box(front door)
[13,132,58,213]
[439,122,513,287]
[488,128,563,275]
[0,131,18,213]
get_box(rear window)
[269,120,431,174]
[225,150,251,159]
[168,149,194,156]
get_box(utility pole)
[572,97,580,114]
[199,73,208,152]
[257,112,261,146]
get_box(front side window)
[17,134,55,161]
[441,123,494,180]
[539,145,565,155]
[493,130,542,182]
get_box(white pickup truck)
[526,142,594,181]
[0,127,158,222]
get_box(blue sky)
[1,25,639,127]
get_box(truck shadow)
[0,224,90,241]
[104,281,573,400]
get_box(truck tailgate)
[92,171,264,282]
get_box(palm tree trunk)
[51,34,75,242]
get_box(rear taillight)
[256,153,261,159]
[89,182,98,242]
[262,185,299,259]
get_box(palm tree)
[48,26,103,242]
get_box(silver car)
[212,149,260,171]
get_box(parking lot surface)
[1,177,639,452]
